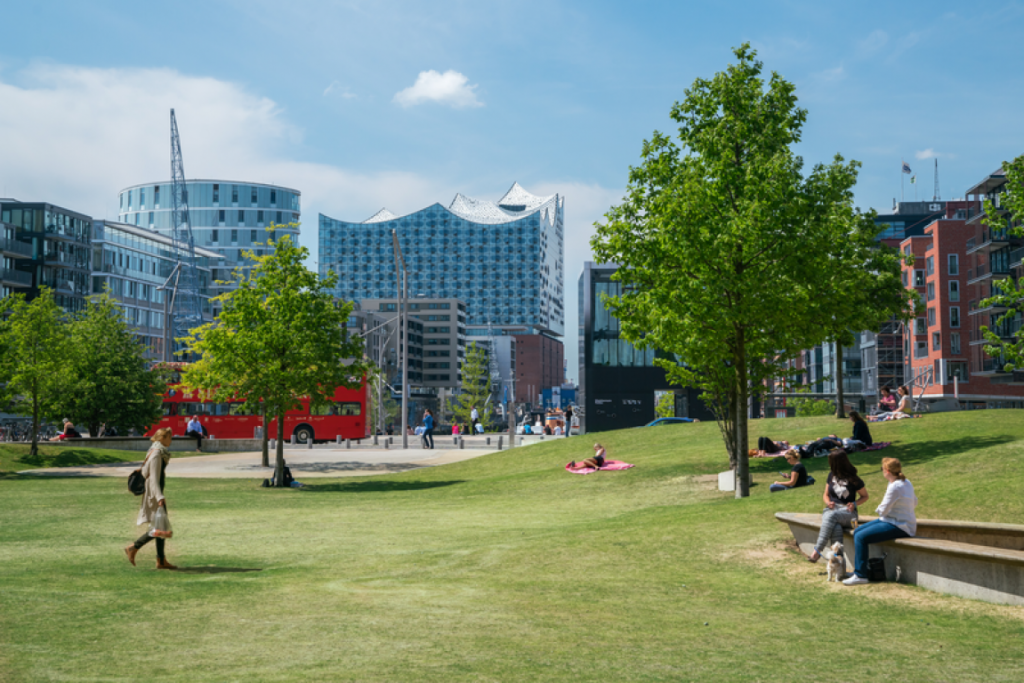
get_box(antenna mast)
[169,109,203,356]
[933,158,941,201]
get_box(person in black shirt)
[849,411,873,447]
[808,449,869,562]
[770,450,810,492]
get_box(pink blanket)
[565,460,635,475]
[861,441,892,452]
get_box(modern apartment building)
[91,220,219,359]
[319,183,565,338]
[117,180,301,298]
[0,201,93,312]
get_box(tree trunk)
[261,404,269,468]
[274,412,286,487]
[834,342,847,419]
[735,331,751,499]
[30,394,39,457]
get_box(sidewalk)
[18,446,498,479]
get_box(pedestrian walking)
[124,427,177,570]
[564,406,573,437]
[422,409,435,449]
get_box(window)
[148,211,154,227]
[213,184,219,202]
[153,186,160,206]
[927,307,935,326]
[932,332,941,351]
[251,188,258,204]
[231,229,238,243]
[948,254,959,275]
[237,210,244,224]
[947,361,969,382]
[914,270,925,286]
[951,332,961,355]
[926,256,934,275]
[218,209,225,224]
[276,211,282,224]
[270,190,277,204]
[915,340,928,358]
[250,230,257,242]
[949,280,960,302]
[212,229,219,243]
[231,186,238,203]
[903,244,912,256]
[950,306,960,328]
[927,282,935,301]
[902,271,908,287]
[140,189,145,208]
[257,210,264,223]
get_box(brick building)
[514,333,563,404]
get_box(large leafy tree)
[446,342,492,428]
[980,155,1024,370]
[592,44,888,497]
[0,288,70,456]
[180,229,367,485]
[55,292,167,437]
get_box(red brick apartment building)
[514,334,564,403]
[900,182,1024,409]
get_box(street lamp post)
[391,230,409,449]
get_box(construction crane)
[162,109,204,360]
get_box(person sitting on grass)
[569,443,607,471]
[808,449,869,562]
[878,386,898,413]
[870,386,911,422]
[849,411,873,447]
[844,457,917,585]
[770,449,813,492]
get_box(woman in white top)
[843,457,917,585]
[870,386,911,421]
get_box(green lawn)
[1,412,1023,682]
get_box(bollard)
[486,436,491,446]
[453,436,458,445]
[307,438,313,449]
[540,434,545,440]
[459,437,465,450]
[336,435,342,445]
[346,439,351,449]
[389,436,394,445]
[497,435,503,450]
[384,439,390,449]
[373,434,378,446]
[290,435,296,445]
[270,438,276,451]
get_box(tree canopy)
[980,154,1024,371]
[591,45,910,497]
[447,341,492,427]
[181,228,368,485]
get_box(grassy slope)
[0,443,206,476]
[0,412,1022,682]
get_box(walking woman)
[422,409,435,450]
[843,458,917,585]
[124,427,177,570]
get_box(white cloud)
[0,64,447,255]
[815,65,845,83]
[323,80,356,99]
[915,148,954,160]
[393,70,483,109]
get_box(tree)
[446,342,492,427]
[180,229,367,486]
[980,155,1024,370]
[0,288,70,456]
[55,292,167,437]
[655,391,675,418]
[592,44,882,497]
[368,367,400,434]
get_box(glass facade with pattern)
[318,183,564,336]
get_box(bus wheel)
[294,425,315,444]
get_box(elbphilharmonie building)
[319,183,565,337]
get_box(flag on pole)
[910,175,916,184]
[902,161,912,174]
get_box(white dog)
[826,541,847,582]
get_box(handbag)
[128,468,145,496]
[866,555,887,582]
[149,506,173,539]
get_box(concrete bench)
[776,512,1024,606]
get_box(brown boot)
[156,559,178,570]
[124,545,138,567]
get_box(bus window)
[162,403,177,417]
[339,402,361,416]
[310,403,336,416]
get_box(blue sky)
[2,1,1024,380]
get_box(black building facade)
[577,262,714,433]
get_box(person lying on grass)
[569,443,607,471]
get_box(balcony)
[1010,246,1024,270]
[966,228,1011,255]
[0,268,32,287]
[976,357,1011,375]
[913,347,930,359]
[0,238,33,259]
[967,262,1012,285]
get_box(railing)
[914,347,930,359]
[1010,247,1024,269]
[0,268,32,286]
[966,238,976,252]
[980,358,1009,373]
[0,238,33,258]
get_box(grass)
[1,411,1023,681]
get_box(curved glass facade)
[118,180,301,291]
[319,184,565,336]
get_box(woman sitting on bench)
[843,457,917,585]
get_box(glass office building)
[118,180,300,297]
[319,183,565,337]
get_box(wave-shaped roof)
[360,183,561,225]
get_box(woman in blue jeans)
[421,409,435,450]
[844,457,917,585]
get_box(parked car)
[643,417,696,427]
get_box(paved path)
[18,447,498,479]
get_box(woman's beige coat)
[136,442,171,526]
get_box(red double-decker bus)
[147,363,369,443]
